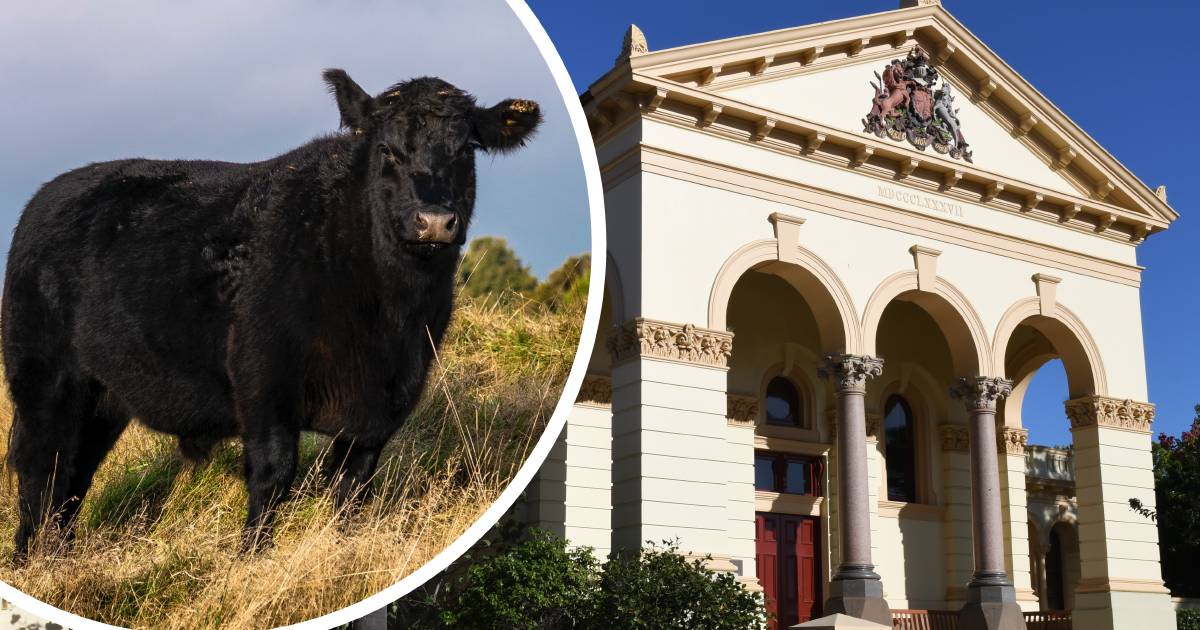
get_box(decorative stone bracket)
[1065,396,1155,434]
[997,426,1028,455]
[576,374,612,407]
[607,318,734,368]
[939,424,1027,454]
[940,424,969,452]
[727,394,759,427]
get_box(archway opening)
[727,268,838,628]
[1002,315,1097,614]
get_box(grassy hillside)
[0,293,582,629]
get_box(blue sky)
[528,0,1199,444]
[0,0,590,279]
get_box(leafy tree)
[1130,404,1200,597]
[457,237,538,300]
[531,253,590,309]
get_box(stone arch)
[708,239,861,354]
[994,298,1107,430]
[861,271,992,377]
[992,297,1107,397]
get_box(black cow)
[1,69,541,559]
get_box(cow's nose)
[415,211,459,244]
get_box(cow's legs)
[7,360,94,563]
[59,399,131,538]
[324,437,382,512]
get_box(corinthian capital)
[818,354,884,393]
[951,376,1013,412]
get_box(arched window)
[765,377,801,427]
[884,395,917,502]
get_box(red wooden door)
[756,513,821,630]
[756,514,781,627]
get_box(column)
[1065,396,1174,630]
[609,319,736,570]
[951,377,1025,630]
[817,354,891,625]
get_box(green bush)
[392,529,767,630]
[1179,609,1200,630]
[439,529,600,629]
[596,540,767,630]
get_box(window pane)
[884,396,917,502]
[783,459,810,495]
[765,377,800,426]
[755,454,777,491]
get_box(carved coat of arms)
[862,46,973,162]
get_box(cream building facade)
[524,2,1177,629]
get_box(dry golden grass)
[0,294,582,629]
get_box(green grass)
[0,293,583,629]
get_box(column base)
[957,582,1026,630]
[823,573,891,626]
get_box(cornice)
[607,318,734,369]
[1065,396,1155,434]
[585,5,1176,234]
[603,144,1143,287]
[586,73,1165,245]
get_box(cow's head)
[322,69,541,260]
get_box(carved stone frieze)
[940,424,970,452]
[1064,396,1156,434]
[727,394,759,427]
[607,318,734,368]
[997,426,1028,455]
[817,354,885,393]
[575,374,612,408]
[950,376,1013,412]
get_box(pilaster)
[940,424,973,605]
[609,318,736,565]
[726,393,760,591]
[1065,396,1174,630]
[995,427,1037,610]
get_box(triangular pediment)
[584,4,1177,238]
[717,58,1084,198]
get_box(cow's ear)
[322,69,375,131]
[472,99,542,153]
